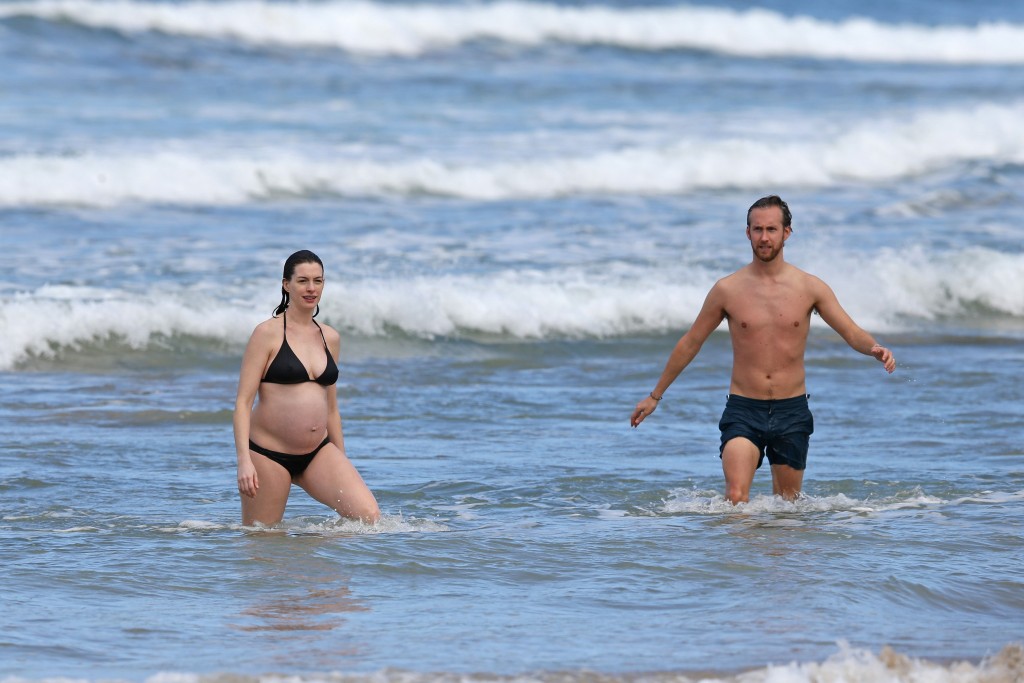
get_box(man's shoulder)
[718,266,749,286]
[715,262,826,291]
[709,270,740,300]
[708,269,753,313]
[781,265,835,306]
[787,264,828,288]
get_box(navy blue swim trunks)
[718,394,814,470]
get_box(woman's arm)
[323,326,346,451]
[234,323,271,497]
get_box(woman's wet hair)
[273,250,324,317]
[746,194,792,229]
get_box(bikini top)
[261,313,339,386]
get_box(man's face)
[746,206,790,263]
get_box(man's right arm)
[631,282,727,427]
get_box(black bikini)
[260,312,339,386]
[248,438,330,476]
[250,312,339,476]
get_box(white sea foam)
[158,514,449,534]
[658,488,870,515]
[325,272,716,339]
[174,519,222,530]
[3,0,1024,63]
[324,247,1024,342]
[2,103,1021,207]
[249,513,450,534]
[1,245,1022,370]
[659,487,1024,516]
[0,285,263,370]
[802,245,1024,324]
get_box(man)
[630,195,895,503]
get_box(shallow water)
[3,331,1021,678]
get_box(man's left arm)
[810,276,896,374]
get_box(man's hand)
[871,344,896,374]
[631,395,660,428]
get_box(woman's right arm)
[234,325,269,498]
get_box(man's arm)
[631,282,728,427]
[811,276,896,373]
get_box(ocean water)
[1,1,1023,681]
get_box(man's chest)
[725,291,814,333]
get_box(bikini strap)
[312,319,329,348]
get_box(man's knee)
[770,463,805,500]
[722,438,759,504]
[725,483,750,504]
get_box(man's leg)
[766,397,812,501]
[721,437,760,503]
[770,464,804,501]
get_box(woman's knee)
[241,499,286,526]
[307,479,380,523]
[341,494,380,524]
[357,501,381,524]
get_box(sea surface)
[1,0,1023,681]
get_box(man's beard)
[753,242,782,262]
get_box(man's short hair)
[747,195,792,228]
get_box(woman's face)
[283,261,325,312]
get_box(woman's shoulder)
[318,321,341,345]
[250,316,284,340]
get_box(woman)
[234,250,380,526]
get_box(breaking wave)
[2,245,1022,370]
[1,103,1022,207]
[3,0,1024,62]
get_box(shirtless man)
[630,195,895,503]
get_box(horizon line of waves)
[2,102,1022,208]
[3,1,1024,63]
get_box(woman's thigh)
[240,451,293,526]
[296,444,379,523]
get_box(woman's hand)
[237,458,259,498]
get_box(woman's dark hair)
[746,194,792,229]
[273,250,324,317]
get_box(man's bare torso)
[718,262,819,400]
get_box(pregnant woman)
[233,250,380,526]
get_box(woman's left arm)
[324,326,346,449]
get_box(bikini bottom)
[249,437,330,476]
